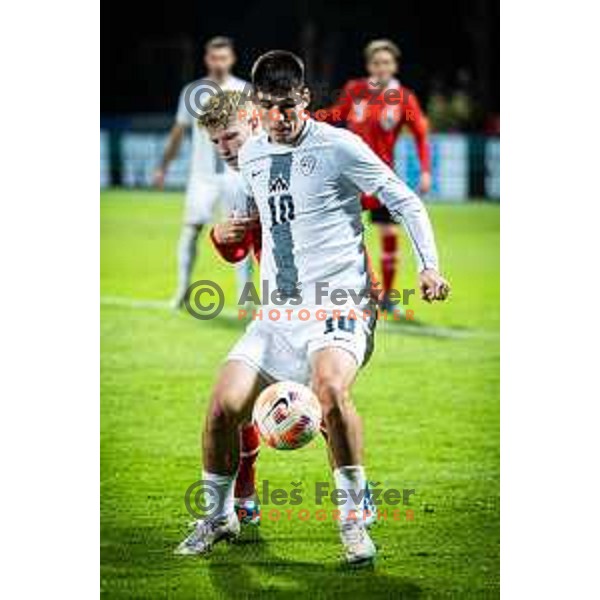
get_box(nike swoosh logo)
[251,170,263,178]
[265,396,288,418]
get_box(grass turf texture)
[101,190,499,598]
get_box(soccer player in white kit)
[177,51,450,566]
[153,36,252,308]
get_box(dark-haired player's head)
[204,36,236,82]
[251,50,310,144]
[364,39,401,86]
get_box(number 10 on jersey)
[268,194,295,227]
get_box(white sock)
[235,257,253,304]
[202,470,236,518]
[334,465,367,523]
[177,225,200,296]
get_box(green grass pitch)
[101,190,499,598]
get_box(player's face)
[255,89,310,145]
[367,50,397,86]
[208,120,252,169]
[204,47,235,80]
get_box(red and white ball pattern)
[253,381,322,450]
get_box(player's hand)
[419,268,450,302]
[214,217,258,244]
[419,172,432,195]
[153,168,166,189]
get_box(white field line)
[101,296,171,310]
[101,295,498,340]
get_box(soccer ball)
[253,381,322,450]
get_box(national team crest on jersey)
[380,105,402,131]
[299,154,317,176]
[269,175,290,193]
[350,100,368,124]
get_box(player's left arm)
[379,181,448,302]
[338,132,449,302]
[403,91,432,195]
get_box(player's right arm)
[210,217,261,263]
[210,192,261,263]
[153,86,192,188]
[335,129,450,302]
[153,124,186,188]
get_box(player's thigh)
[229,319,306,384]
[310,346,359,404]
[306,308,375,378]
[210,359,269,422]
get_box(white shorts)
[184,172,248,225]
[227,307,376,385]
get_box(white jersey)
[175,75,249,182]
[238,119,439,310]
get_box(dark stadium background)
[101,0,499,131]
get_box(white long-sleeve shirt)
[238,119,440,308]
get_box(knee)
[205,388,246,432]
[313,377,351,420]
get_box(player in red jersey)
[324,39,432,311]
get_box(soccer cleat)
[175,512,240,555]
[339,520,376,566]
[363,483,378,528]
[234,497,261,526]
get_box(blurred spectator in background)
[427,69,490,133]
[449,68,475,131]
[427,76,454,132]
